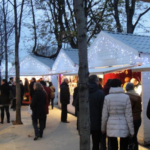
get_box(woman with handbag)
[101,79,134,150]
[126,83,142,150]
[30,82,46,140]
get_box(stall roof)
[88,31,150,68]
[64,49,79,65]
[9,54,54,76]
[105,31,150,54]
[64,65,134,76]
[52,48,78,73]
[132,64,150,72]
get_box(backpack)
[146,99,150,119]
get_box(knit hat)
[126,82,134,91]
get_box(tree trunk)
[74,1,90,150]
[31,0,37,53]
[3,0,8,80]
[13,0,24,125]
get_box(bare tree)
[12,0,25,124]
[2,0,8,79]
[30,0,37,53]
[74,0,90,150]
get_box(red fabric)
[43,86,51,115]
[104,70,141,85]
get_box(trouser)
[100,133,106,150]
[61,104,67,122]
[12,99,16,111]
[109,137,129,150]
[1,106,10,122]
[32,117,44,137]
[91,130,101,150]
[43,115,47,129]
[132,119,141,150]
[51,98,54,109]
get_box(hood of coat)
[109,87,124,94]
[60,82,68,87]
[89,83,99,93]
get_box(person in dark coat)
[103,79,112,96]
[72,86,79,130]
[99,78,103,90]
[20,80,24,105]
[30,82,46,140]
[11,82,16,111]
[40,81,51,129]
[8,77,13,87]
[0,79,10,123]
[49,82,55,109]
[60,78,70,123]
[29,78,36,98]
[24,78,29,93]
[89,75,105,150]
[126,83,142,150]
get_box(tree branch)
[134,7,150,29]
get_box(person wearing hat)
[126,82,142,150]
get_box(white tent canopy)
[132,64,150,72]
[88,31,150,68]
[52,48,78,74]
[9,54,54,76]
[64,65,134,76]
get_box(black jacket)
[89,83,105,131]
[0,83,10,105]
[29,81,35,98]
[30,90,46,120]
[60,82,70,104]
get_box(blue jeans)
[32,116,44,137]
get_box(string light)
[52,49,78,73]
[9,55,51,76]
[88,32,150,68]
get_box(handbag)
[28,105,32,115]
[128,137,135,150]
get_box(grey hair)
[34,82,43,90]
[64,78,68,82]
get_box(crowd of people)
[70,76,142,150]
[0,75,146,149]
[0,77,55,140]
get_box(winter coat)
[12,85,16,99]
[24,80,29,93]
[101,87,134,138]
[60,82,70,105]
[43,86,51,115]
[89,83,105,131]
[103,85,110,96]
[50,86,55,99]
[0,83,10,105]
[30,90,46,120]
[126,90,142,120]
[29,81,35,98]
[73,87,78,106]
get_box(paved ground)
[0,106,150,150]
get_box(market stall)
[51,48,78,113]
[61,31,150,145]
[87,31,150,145]
[9,54,54,104]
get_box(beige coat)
[101,87,134,137]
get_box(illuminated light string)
[88,35,150,68]
[9,56,51,75]
[52,51,77,73]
